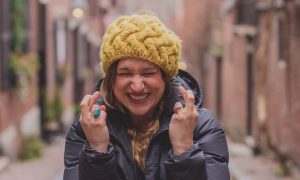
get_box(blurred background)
[0,0,300,179]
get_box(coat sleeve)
[63,114,120,180]
[79,143,120,180]
[164,108,230,180]
[63,114,86,180]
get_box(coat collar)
[95,69,203,141]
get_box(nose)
[130,75,144,94]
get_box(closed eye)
[142,72,157,77]
[117,72,132,76]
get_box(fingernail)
[187,90,193,95]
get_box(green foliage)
[57,64,69,84]
[10,0,26,51]
[59,65,68,78]
[10,53,40,101]
[10,53,40,80]
[74,103,81,116]
[53,89,64,119]
[210,44,223,57]
[19,136,44,161]
[9,0,40,100]
[44,89,64,123]
[44,97,56,123]
[274,160,291,177]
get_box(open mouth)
[127,93,150,103]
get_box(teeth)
[129,94,148,101]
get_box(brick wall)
[176,0,300,167]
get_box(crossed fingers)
[80,91,100,116]
[174,86,196,113]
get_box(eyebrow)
[117,67,130,71]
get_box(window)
[236,0,257,26]
[23,1,31,53]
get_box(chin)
[128,107,151,117]
[130,110,148,117]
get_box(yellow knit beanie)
[100,14,181,78]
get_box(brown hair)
[100,60,171,170]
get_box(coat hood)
[94,69,203,113]
[94,70,203,132]
[171,69,203,109]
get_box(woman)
[64,14,230,180]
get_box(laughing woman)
[63,13,230,180]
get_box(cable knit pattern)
[100,14,181,78]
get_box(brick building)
[178,0,300,168]
[0,0,41,158]
[0,0,119,159]
[2,0,299,172]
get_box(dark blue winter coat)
[63,70,230,180]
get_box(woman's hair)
[127,116,160,170]
[100,61,124,111]
[100,60,171,170]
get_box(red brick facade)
[0,0,119,158]
[1,0,299,168]
[177,0,300,167]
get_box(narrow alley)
[0,0,300,180]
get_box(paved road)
[0,136,65,180]
[229,140,300,180]
[0,135,299,180]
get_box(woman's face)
[113,58,165,119]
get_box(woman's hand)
[79,91,109,153]
[169,86,198,155]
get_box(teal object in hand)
[93,109,101,118]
